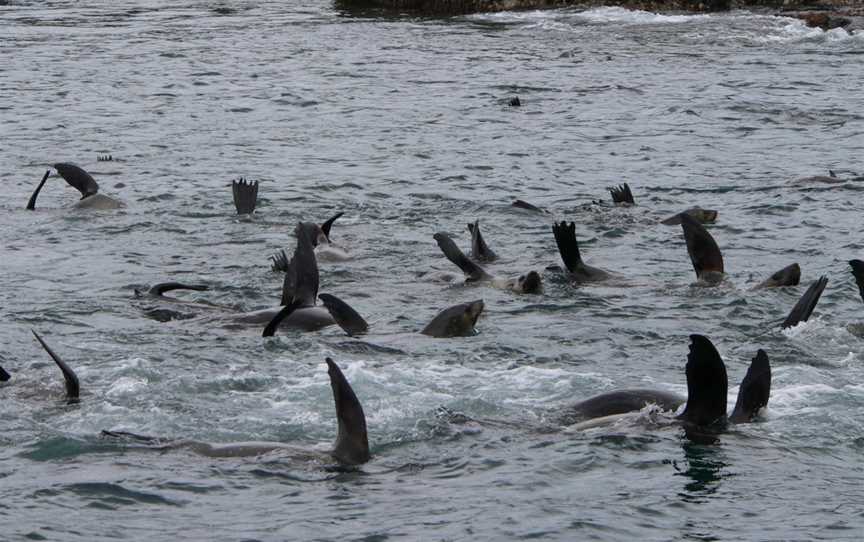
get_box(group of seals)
[13,163,863,467]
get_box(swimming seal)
[270,213,349,266]
[781,276,828,329]
[28,163,125,210]
[232,178,259,215]
[103,357,370,465]
[753,263,801,289]
[850,260,864,303]
[661,207,718,226]
[467,220,497,262]
[318,293,369,336]
[563,335,770,431]
[551,221,611,283]
[433,232,541,294]
[511,200,547,214]
[420,300,484,338]
[31,330,80,402]
[679,213,724,285]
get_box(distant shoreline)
[334,1,863,31]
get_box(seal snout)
[520,271,542,294]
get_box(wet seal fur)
[28,163,125,210]
[563,335,770,433]
[433,232,541,294]
[420,300,484,338]
[753,263,801,290]
[551,221,611,282]
[103,358,370,465]
[661,207,718,226]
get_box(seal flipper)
[320,212,344,243]
[609,183,635,205]
[0,365,9,382]
[231,178,258,215]
[729,349,771,423]
[270,249,290,273]
[280,224,319,306]
[781,276,828,329]
[326,358,370,465]
[26,170,51,210]
[680,213,724,282]
[31,330,80,401]
[849,260,864,304]
[467,220,497,262]
[551,221,583,274]
[433,232,489,282]
[318,293,368,336]
[146,282,209,297]
[53,163,99,199]
[101,430,162,444]
[679,335,728,427]
[262,299,305,337]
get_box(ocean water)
[1,2,864,540]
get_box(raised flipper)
[326,358,370,465]
[433,232,489,282]
[232,178,258,215]
[680,213,724,282]
[781,276,828,329]
[320,212,344,243]
[609,183,635,205]
[319,294,368,336]
[145,282,209,297]
[280,224,319,306]
[679,335,728,428]
[467,220,497,262]
[26,170,51,210]
[54,163,99,199]
[270,249,290,273]
[262,299,305,337]
[729,349,771,423]
[0,365,9,382]
[551,221,583,274]
[849,260,864,304]
[31,330,80,401]
[754,263,800,289]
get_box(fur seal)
[318,293,369,336]
[31,330,80,402]
[232,178,258,215]
[433,232,541,294]
[781,276,828,329]
[103,357,370,464]
[608,183,635,205]
[511,200,547,213]
[661,207,718,226]
[679,213,724,285]
[0,365,9,382]
[467,220,496,262]
[753,263,801,289]
[270,213,349,265]
[551,221,611,282]
[420,300,484,338]
[564,335,770,430]
[28,163,125,210]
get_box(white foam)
[753,16,859,44]
[575,6,709,25]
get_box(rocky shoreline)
[334,0,863,31]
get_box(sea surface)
[1,1,864,540]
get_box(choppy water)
[2,1,864,540]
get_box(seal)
[31,330,80,402]
[679,213,724,284]
[102,357,370,464]
[551,221,610,282]
[420,300,484,338]
[511,199,547,213]
[781,276,828,329]
[563,335,770,431]
[661,207,718,226]
[433,232,542,294]
[318,293,369,336]
[0,364,9,382]
[242,223,335,331]
[753,263,801,289]
[270,213,349,265]
[27,163,125,210]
